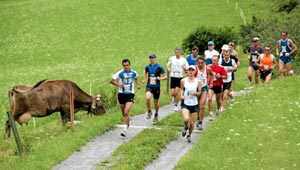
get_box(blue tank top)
[186,54,197,65]
[279,39,292,53]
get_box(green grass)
[98,112,181,170]
[176,76,300,170]
[0,0,271,169]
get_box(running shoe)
[146,111,152,119]
[186,135,192,143]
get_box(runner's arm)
[180,79,185,100]
[110,78,122,88]
[290,40,298,56]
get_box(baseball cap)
[149,53,157,58]
[221,44,230,51]
[252,37,260,42]
[188,65,196,70]
[208,41,215,46]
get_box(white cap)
[221,44,230,51]
[188,65,196,70]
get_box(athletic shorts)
[249,62,259,71]
[223,82,232,91]
[279,55,292,64]
[260,70,272,80]
[181,103,199,113]
[118,93,135,105]
[210,86,223,94]
[170,77,182,89]
[146,87,160,100]
[201,85,209,92]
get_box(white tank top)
[183,77,199,106]
[196,66,207,87]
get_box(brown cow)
[5,80,106,137]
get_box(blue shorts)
[279,55,292,64]
[205,58,212,65]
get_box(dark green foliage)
[273,0,299,13]
[182,27,238,55]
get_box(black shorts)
[170,77,182,89]
[250,62,259,71]
[223,82,232,91]
[260,70,272,80]
[181,104,199,113]
[210,86,223,94]
[146,87,160,100]
[117,93,135,105]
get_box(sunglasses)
[123,64,130,67]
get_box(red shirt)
[207,64,227,87]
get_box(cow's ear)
[96,94,101,101]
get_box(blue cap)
[208,41,214,45]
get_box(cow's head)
[90,94,106,115]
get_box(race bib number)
[149,77,157,85]
[251,55,257,62]
[123,84,132,93]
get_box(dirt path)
[145,89,252,170]
[53,105,174,170]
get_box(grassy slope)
[176,76,300,170]
[0,0,237,169]
[0,0,269,169]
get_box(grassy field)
[176,76,300,170]
[0,0,270,169]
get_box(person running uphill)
[180,65,202,143]
[195,57,209,130]
[259,46,277,83]
[207,55,227,119]
[219,46,237,108]
[247,37,264,84]
[186,46,199,65]
[111,59,139,137]
[276,31,298,76]
[167,47,189,111]
[204,41,219,65]
[144,54,167,122]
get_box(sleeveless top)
[182,77,199,106]
[196,66,207,87]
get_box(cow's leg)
[60,111,68,125]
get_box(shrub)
[272,0,299,13]
[182,26,238,55]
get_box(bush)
[98,87,117,109]
[182,26,238,55]
[273,0,299,13]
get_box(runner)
[247,37,264,84]
[228,42,240,98]
[207,55,227,120]
[180,65,202,143]
[259,46,277,83]
[186,46,199,65]
[167,47,189,111]
[111,59,139,137]
[144,54,167,122]
[195,57,209,130]
[276,31,298,76]
[204,41,220,65]
[219,46,237,108]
